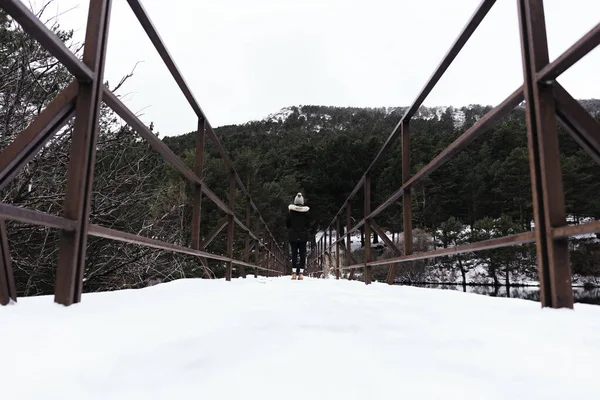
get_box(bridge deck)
[1,278,598,399]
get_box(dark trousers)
[290,240,307,275]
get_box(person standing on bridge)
[286,193,314,280]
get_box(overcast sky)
[29,0,600,136]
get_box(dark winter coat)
[286,204,314,243]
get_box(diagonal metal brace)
[554,83,600,165]
[369,219,402,285]
[0,81,78,191]
[200,217,228,249]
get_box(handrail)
[309,0,600,310]
[0,0,287,306]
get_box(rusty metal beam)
[102,89,201,185]
[335,218,340,280]
[265,239,271,277]
[326,87,522,254]
[554,83,600,165]
[0,81,78,191]
[255,219,260,278]
[0,203,77,230]
[0,219,17,305]
[226,172,236,281]
[234,216,257,241]
[89,224,228,261]
[0,0,289,298]
[328,225,332,257]
[205,126,236,177]
[389,121,412,284]
[2,4,209,193]
[369,220,402,285]
[207,125,281,252]
[135,0,283,258]
[0,0,280,258]
[331,218,365,250]
[537,23,600,83]
[250,203,283,257]
[346,204,354,280]
[191,118,206,250]
[326,87,523,257]
[55,0,113,306]
[402,0,497,120]
[242,204,250,278]
[200,217,228,249]
[403,86,524,189]
[124,0,285,260]
[202,184,233,217]
[364,175,372,284]
[339,231,537,270]
[370,220,400,256]
[125,0,206,120]
[518,0,572,308]
[399,121,414,284]
[1,0,94,82]
[370,219,401,285]
[320,0,497,235]
[88,224,271,274]
[552,221,600,239]
[325,177,365,244]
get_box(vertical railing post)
[267,240,271,277]
[226,171,236,281]
[313,240,316,273]
[264,238,269,277]
[346,204,353,280]
[277,245,281,275]
[364,174,372,284]
[55,0,112,305]
[315,240,318,274]
[269,239,274,275]
[280,247,284,276]
[254,218,260,278]
[322,237,325,276]
[335,217,340,280]
[388,120,412,285]
[320,238,323,274]
[315,239,318,275]
[279,244,282,276]
[266,238,270,276]
[317,239,320,273]
[242,203,250,278]
[269,239,273,276]
[328,225,332,276]
[517,0,573,308]
[191,118,205,251]
[0,220,16,305]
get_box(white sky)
[23,0,600,136]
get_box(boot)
[298,274,304,280]
[291,273,297,280]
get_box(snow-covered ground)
[2,277,599,399]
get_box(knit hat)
[294,192,304,205]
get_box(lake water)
[401,284,600,306]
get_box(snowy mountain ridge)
[260,99,600,131]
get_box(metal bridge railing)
[0,0,287,306]
[307,0,600,309]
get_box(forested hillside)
[164,101,600,285]
[169,101,600,234]
[2,7,600,295]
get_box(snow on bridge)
[1,277,599,399]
